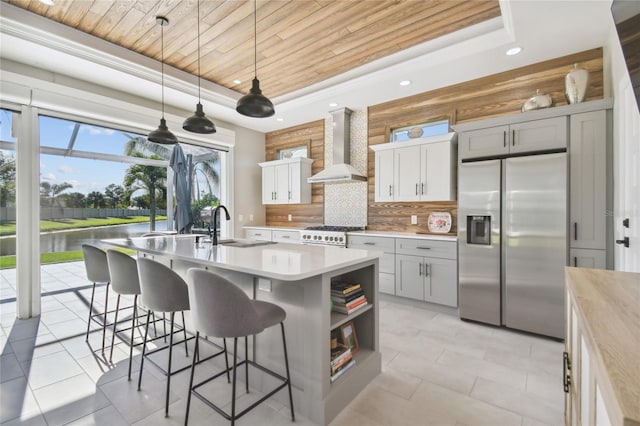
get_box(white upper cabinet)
[459,116,567,160]
[259,157,314,205]
[371,133,457,202]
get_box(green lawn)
[0,248,137,269]
[0,216,167,236]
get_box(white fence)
[0,207,167,223]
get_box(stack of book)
[330,343,355,383]
[331,282,368,315]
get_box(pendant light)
[183,1,216,134]
[148,16,178,145]
[236,0,275,118]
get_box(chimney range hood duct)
[307,108,367,184]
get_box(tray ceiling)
[4,0,501,99]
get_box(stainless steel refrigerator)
[458,153,567,339]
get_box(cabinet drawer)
[245,229,272,241]
[347,235,395,253]
[272,230,300,243]
[380,253,395,274]
[395,238,456,259]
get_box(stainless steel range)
[300,226,365,247]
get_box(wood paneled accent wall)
[265,120,324,227]
[368,48,604,233]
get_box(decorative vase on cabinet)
[565,63,589,104]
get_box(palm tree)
[40,181,73,207]
[123,152,167,231]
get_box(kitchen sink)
[218,239,275,248]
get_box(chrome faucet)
[210,205,230,245]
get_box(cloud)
[57,165,74,174]
[85,126,115,136]
[68,180,80,187]
[42,172,56,181]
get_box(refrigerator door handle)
[574,222,578,240]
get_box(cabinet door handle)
[281,235,290,239]
[288,190,291,200]
[424,264,429,277]
[389,185,392,196]
[418,263,422,276]
[363,242,376,246]
[416,246,432,250]
[503,130,507,148]
[512,129,515,146]
[573,257,577,267]
[421,182,424,195]
[574,222,578,240]
[416,183,419,196]
[255,233,262,236]
[563,352,571,393]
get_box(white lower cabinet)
[245,228,273,241]
[570,248,606,269]
[395,254,457,306]
[347,235,396,295]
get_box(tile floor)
[1,262,565,426]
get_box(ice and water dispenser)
[466,215,491,245]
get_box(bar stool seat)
[184,268,294,426]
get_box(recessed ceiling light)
[328,102,338,107]
[39,0,54,4]
[506,46,522,56]
[233,79,241,85]
[399,80,411,86]
[276,117,284,122]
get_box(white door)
[288,163,301,203]
[262,166,276,204]
[421,142,452,201]
[274,163,289,204]
[394,145,421,201]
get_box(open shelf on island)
[330,303,373,330]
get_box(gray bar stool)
[81,244,111,353]
[136,257,228,418]
[184,268,294,426]
[106,249,147,379]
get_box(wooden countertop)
[565,267,640,426]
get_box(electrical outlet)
[238,214,244,222]
[411,215,418,225]
[249,214,254,222]
[288,214,292,221]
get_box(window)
[278,144,308,159]
[391,119,449,142]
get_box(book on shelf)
[331,352,353,374]
[330,282,361,295]
[330,359,356,383]
[331,289,365,304]
[330,343,351,365]
[332,294,366,308]
[332,299,368,315]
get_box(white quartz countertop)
[103,235,382,281]
[347,230,457,241]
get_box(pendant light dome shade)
[236,0,274,118]
[183,1,216,134]
[183,102,216,133]
[148,16,178,145]
[236,78,274,117]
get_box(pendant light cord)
[160,19,165,118]
[197,0,201,101]
[254,0,257,78]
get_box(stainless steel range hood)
[307,108,367,184]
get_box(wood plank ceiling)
[5,0,501,99]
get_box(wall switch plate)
[249,214,254,222]
[288,214,292,221]
[238,214,244,222]
[258,278,272,292]
[411,215,418,225]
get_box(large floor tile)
[23,349,84,390]
[1,353,24,383]
[66,404,129,426]
[0,376,42,423]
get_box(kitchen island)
[103,234,382,425]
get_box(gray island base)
[103,235,382,425]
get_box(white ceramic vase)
[565,63,589,104]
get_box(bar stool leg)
[101,283,110,353]
[85,282,96,341]
[223,338,230,383]
[181,311,189,357]
[165,312,175,417]
[138,310,151,391]
[231,338,238,426]
[184,332,199,426]
[245,336,249,393]
[109,294,121,362]
[281,323,295,421]
[127,295,138,380]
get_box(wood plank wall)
[265,120,325,227]
[367,48,604,234]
